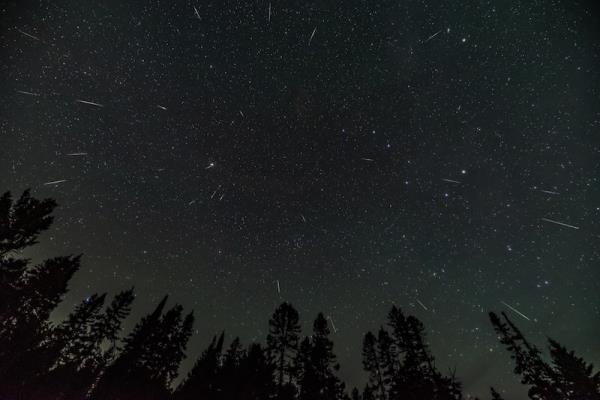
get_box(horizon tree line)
[1,189,598,400]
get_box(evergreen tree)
[298,313,346,400]
[548,338,600,399]
[91,295,187,400]
[362,331,387,400]
[52,289,136,400]
[175,332,226,400]
[361,327,396,400]
[0,190,82,399]
[29,293,107,399]
[87,288,136,369]
[490,387,505,400]
[490,311,600,400]
[241,343,278,400]
[0,190,56,329]
[56,293,108,366]
[359,306,463,400]
[0,255,81,398]
[0,190,56,257]
[362,384,376,400]
[266,302,301,396]
[489,311,560,400]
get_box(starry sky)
[1,0,600,397]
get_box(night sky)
[1,0,600,397]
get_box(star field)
[1,0,600,397]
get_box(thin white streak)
[66,152,87,156]
[424,30,441,43]
[16,28,40,41]
[500,300,531,321]
[44,180,67,186]
[308,27,317,46]
[441,178,461,184]
[327,316,337,333]
[16,90,39,96]
[539,189,559,195]
[416,299,428,311]
[75,99,103,107]
[541,218,579,230]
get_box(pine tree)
[175,332,226,400]
[29,293,107,399]
[0,190,81,399]
[0,190,55,337]
[88,288,135,369]
[0,190,56,257]
[57,293,108,366]
[141,303,193,388]
[298,313,346,400]
[0,255,81,398]
[379,306,462,400]
[377,328,397,393]
[489,311,560,400]
[490,387,505,400]
[490,311,600,400]
[92,295,172,400]
[548,338,600,399]
[362,331,387,400]
[266,302,301,396]
[239,343,277,400]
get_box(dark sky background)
[1,0,600,398]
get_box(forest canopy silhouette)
[1,189,598,400]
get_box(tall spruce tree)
[175,332,226,400]
[266,302,302,397]
[239,343,277,400]
[490,387,505,400]
[91,295,190,400]
[87,288,135,369]
[490,311,600,400]
[0,190,81,399]
[359,306,463,400]
[362,330,388,400]
[0,190,56,326]
[298,313,347,400]
[489,311,560,400]
[29,293,107,399]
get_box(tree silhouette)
[351,387,363,400]
[56,289,135,400]
[361,306,463,400]
[298,313,347,400]
[175,332,226,400]
[490,311,600,400]
[362,328,396,400]
[266,302,302,399]
[91,296,194,400]
[490,387,505,400]
[2,189,600,400]
[0,190,82,399]
[29,293,107,399]
[238,342,278,400]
